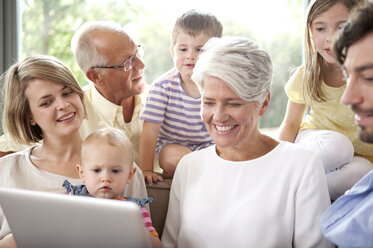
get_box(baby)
[63,127,160,248]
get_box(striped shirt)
[141,68,213,151]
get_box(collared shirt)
[320,169,373,247]
[79,83,145,166]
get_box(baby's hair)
[172,9,223,45]
[81,127,133,166]
[303,0,367,102]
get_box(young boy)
[63,127,161,248]
[140,9,223,184]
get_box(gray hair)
[71,21,127,74]
[192,36,273,106]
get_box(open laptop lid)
[0,187,152,248]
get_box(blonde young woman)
[278,0,372,200]
[0,55,85,247]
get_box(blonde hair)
[304,0,367,102]
[81,127,133,167]
[172,9,223,45]
[1,55,84,145]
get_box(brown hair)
[334,1,373,65]
[303,0,367,102]
[2,55,85,145]
[172,9,223,45]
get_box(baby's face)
[79,142,133,199]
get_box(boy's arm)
[278,100,306,142]
[140,121,163,185]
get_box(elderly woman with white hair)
[161,36,333,248]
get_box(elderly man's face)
[92,31,146,105]
[341,32,373,143]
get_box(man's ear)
[86,68,105,87]
[76,164,85,182]
[259,91,271,116]
[126,166,136,184]
[169,46,175,59]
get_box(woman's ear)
[259,91,271,116]
[28,115,36,126]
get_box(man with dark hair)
[320,2,373,247]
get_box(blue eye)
[40,101,51,107]
[62,89,73,97]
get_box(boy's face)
[170,31,211,81]
[77,141,134,199]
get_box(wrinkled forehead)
[92,30,137,59]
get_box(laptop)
[0,187,152,248]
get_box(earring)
[30,120,36,126]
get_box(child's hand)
[143,170,163,185]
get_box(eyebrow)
[312,20,346,26]
[203,97,243,101]
[355,64,373,73]
[38,85,68,100]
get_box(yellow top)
[285,65,373,162]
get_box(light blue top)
[320,169,373,247]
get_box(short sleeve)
[285,66,306,104]
[140,80,169,124]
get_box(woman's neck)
[322,61,345,87]
[30,132,83,178]
[216,132,279,161]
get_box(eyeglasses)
[91,45,144,72]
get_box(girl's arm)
[278,100,306,142]
[139,121,163,185]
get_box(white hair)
[71,21,128,74]
[192,36,273,106]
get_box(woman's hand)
[0,233,17,248]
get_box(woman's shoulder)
[0,147,32,166]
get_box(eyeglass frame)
[91,45,144,72]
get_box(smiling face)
[91,31,146,105]
[25,79,84,139]
[341,32,373,143]
[77,141,134,199]
[201,76,269,157]
[170,31,211,82]
[311,3,350,64]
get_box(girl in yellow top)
[279,0,373,200]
